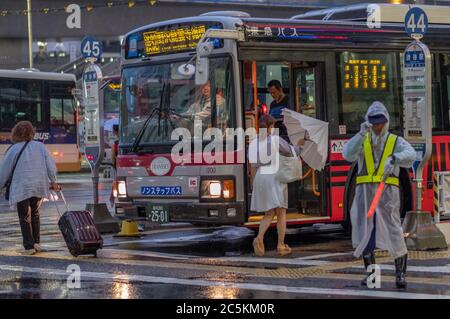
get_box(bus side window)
[242,61,290,127]
[0,79,44,131]
[294,67,317,118]
[49,82,77,137]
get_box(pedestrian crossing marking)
[0,263,449,299]
[313,272,450,286]
[1,247,448,282]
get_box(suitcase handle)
[50,190,69,217]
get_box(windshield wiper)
[159,82,183,139]
[131,82,166,153]
[158,82,171,137]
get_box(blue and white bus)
[0,69,81,172]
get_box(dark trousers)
[16,197,41,250]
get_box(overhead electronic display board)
[125,22,223,59]
[143,25,206,55]
[343,59,388,90]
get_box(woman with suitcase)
[0,121,60,255]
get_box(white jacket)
[0,141,57,207]
[343,102,416,259]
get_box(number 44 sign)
[405,7,428,40]
[81,36,102,61]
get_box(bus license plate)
[146,205,170,224]
[141,186,182,196]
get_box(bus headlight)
[200,178,235,200]
[117,180,127,198]
[209,181,222,197]
[223,180,235,199]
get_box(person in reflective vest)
[343,101,415,289]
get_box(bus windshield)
[120,56,234,145]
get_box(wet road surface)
[0,172,450,299]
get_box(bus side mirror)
[195,41,213,86]
[195,57,209,86]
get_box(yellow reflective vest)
[356,133,399,187]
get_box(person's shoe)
[253,237,265,257]
[361,252,376,286]
[395,254,408,289]
[21,249,36,256]
[33,244,41,253]
[277,244,292,256]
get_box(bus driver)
[179,81,225,130]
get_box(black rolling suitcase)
[52,190,103,257]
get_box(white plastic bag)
[275,145,303,183]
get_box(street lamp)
[27,0,33,69]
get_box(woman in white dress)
[249,115,304,256]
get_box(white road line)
[216,257,330,266]
[354,264,450,274]
[297,252,353,260]
[102,248,196,260]
[0,264,448,299]
[106,234,225,246]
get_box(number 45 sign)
[405,7,428,40]
[81,36,102,61]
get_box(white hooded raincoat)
[343,102,416,259]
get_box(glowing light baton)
[367,182,385,219]
[367,158,395,219]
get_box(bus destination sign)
[125,23,223,59]
[143,25,206,55]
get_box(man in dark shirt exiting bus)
[267,80,289,142]
[267,80,297,211]
[268,80,289,119]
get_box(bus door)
[289,63,328,220]
[243,59,329,225]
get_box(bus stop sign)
[405,7,428,40]
[403,40,432,201]
[402,39,447,249]
[81,36,103,61]
[82,63,104,172]
[403,41,432,145]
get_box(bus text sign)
[403,41,431,143]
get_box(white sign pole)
[402,7,447,250]
[403,40,432,210]
[79,38,119,234]
[82,61,104,204]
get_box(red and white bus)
[114,4,450,228]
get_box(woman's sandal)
[277,244,292,256]
[253,238,265,257]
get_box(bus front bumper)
[115,201,246,225]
